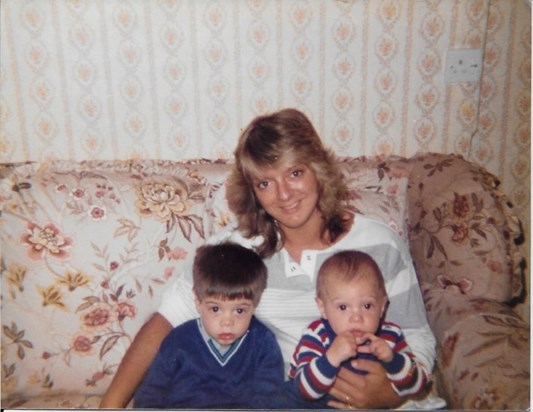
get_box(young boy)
[289,250,429,406]
[133,242,284,409]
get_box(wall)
[1,0,530,316]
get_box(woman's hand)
[327,359,404,409]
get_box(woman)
[100,108,436,409]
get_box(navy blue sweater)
[134,316,284,409]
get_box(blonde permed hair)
[226,108,350,258]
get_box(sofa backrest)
[1,156,412,401]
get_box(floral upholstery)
[406,153,529,409]
[0,155,528,409]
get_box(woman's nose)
[276,181,291,200]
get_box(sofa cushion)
[1,160,210,401]
[424,289,529,410]
[406,153,524,303]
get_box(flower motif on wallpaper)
[35,113,57,142]
[373,102,395,130]
[209,75,229,103]
[204,39,226,68]
[74,60,96,88]
[332,89,352,114]
[26,41,48,72]
[21,222,73,261]
[31,79,54,107]
[120,78,143,104]
[417,49,440,79]
[70,23,94,52]
[420,13,444,43]
[165,58,186,86]
[292,38,312,65]
[414,118,435,144]
[206,2,226,32]
[249,57,269,84]
[119,41,141,68]
[375,68,397,96]
[416,84,439,113]
[290,72,311,100]
[248,21,269,50]
[375,33,397,62]
[333,53,355,81]
[165,93,186,120]
[290,2,312,30]
[332,17,354,46]
[160,22,183,51]
[22,3,44,34]
[79,95,101,122]
[135,179,205,239]
[378,0,400,27]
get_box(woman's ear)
[315,296,327,319]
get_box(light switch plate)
[444,49,483,83]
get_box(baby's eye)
[338,304,347,311]
[363,303,373,310]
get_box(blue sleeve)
[248,327,285,408]
[133,335,179,408]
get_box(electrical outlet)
[444,49,483,83]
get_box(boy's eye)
[210,306,220,313]
[236,308,245,314]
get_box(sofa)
[1,152,529,410]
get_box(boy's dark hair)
[192,242,267,306]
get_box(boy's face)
[316,271,387,337]
[194,295,255,346]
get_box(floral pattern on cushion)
[425,289,529,409]
[406,153,524,302]
[1,160,209,403]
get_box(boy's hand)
[355,332,393,363]
[325,331,359,367]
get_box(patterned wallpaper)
[0,0,530,296]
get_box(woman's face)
[251,161,322,234]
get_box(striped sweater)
[289,318,428,399]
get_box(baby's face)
[195,296,255,346]
[316,275,387,337]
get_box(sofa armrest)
[406,153,525,303]
[423,288,529,410]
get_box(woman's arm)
[327,360,404,409]
[99,313,173,408]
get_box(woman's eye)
[291,169,303,178]
[257,181,269,189]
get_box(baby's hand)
[325,331,359,367]
[355,333,393,363]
